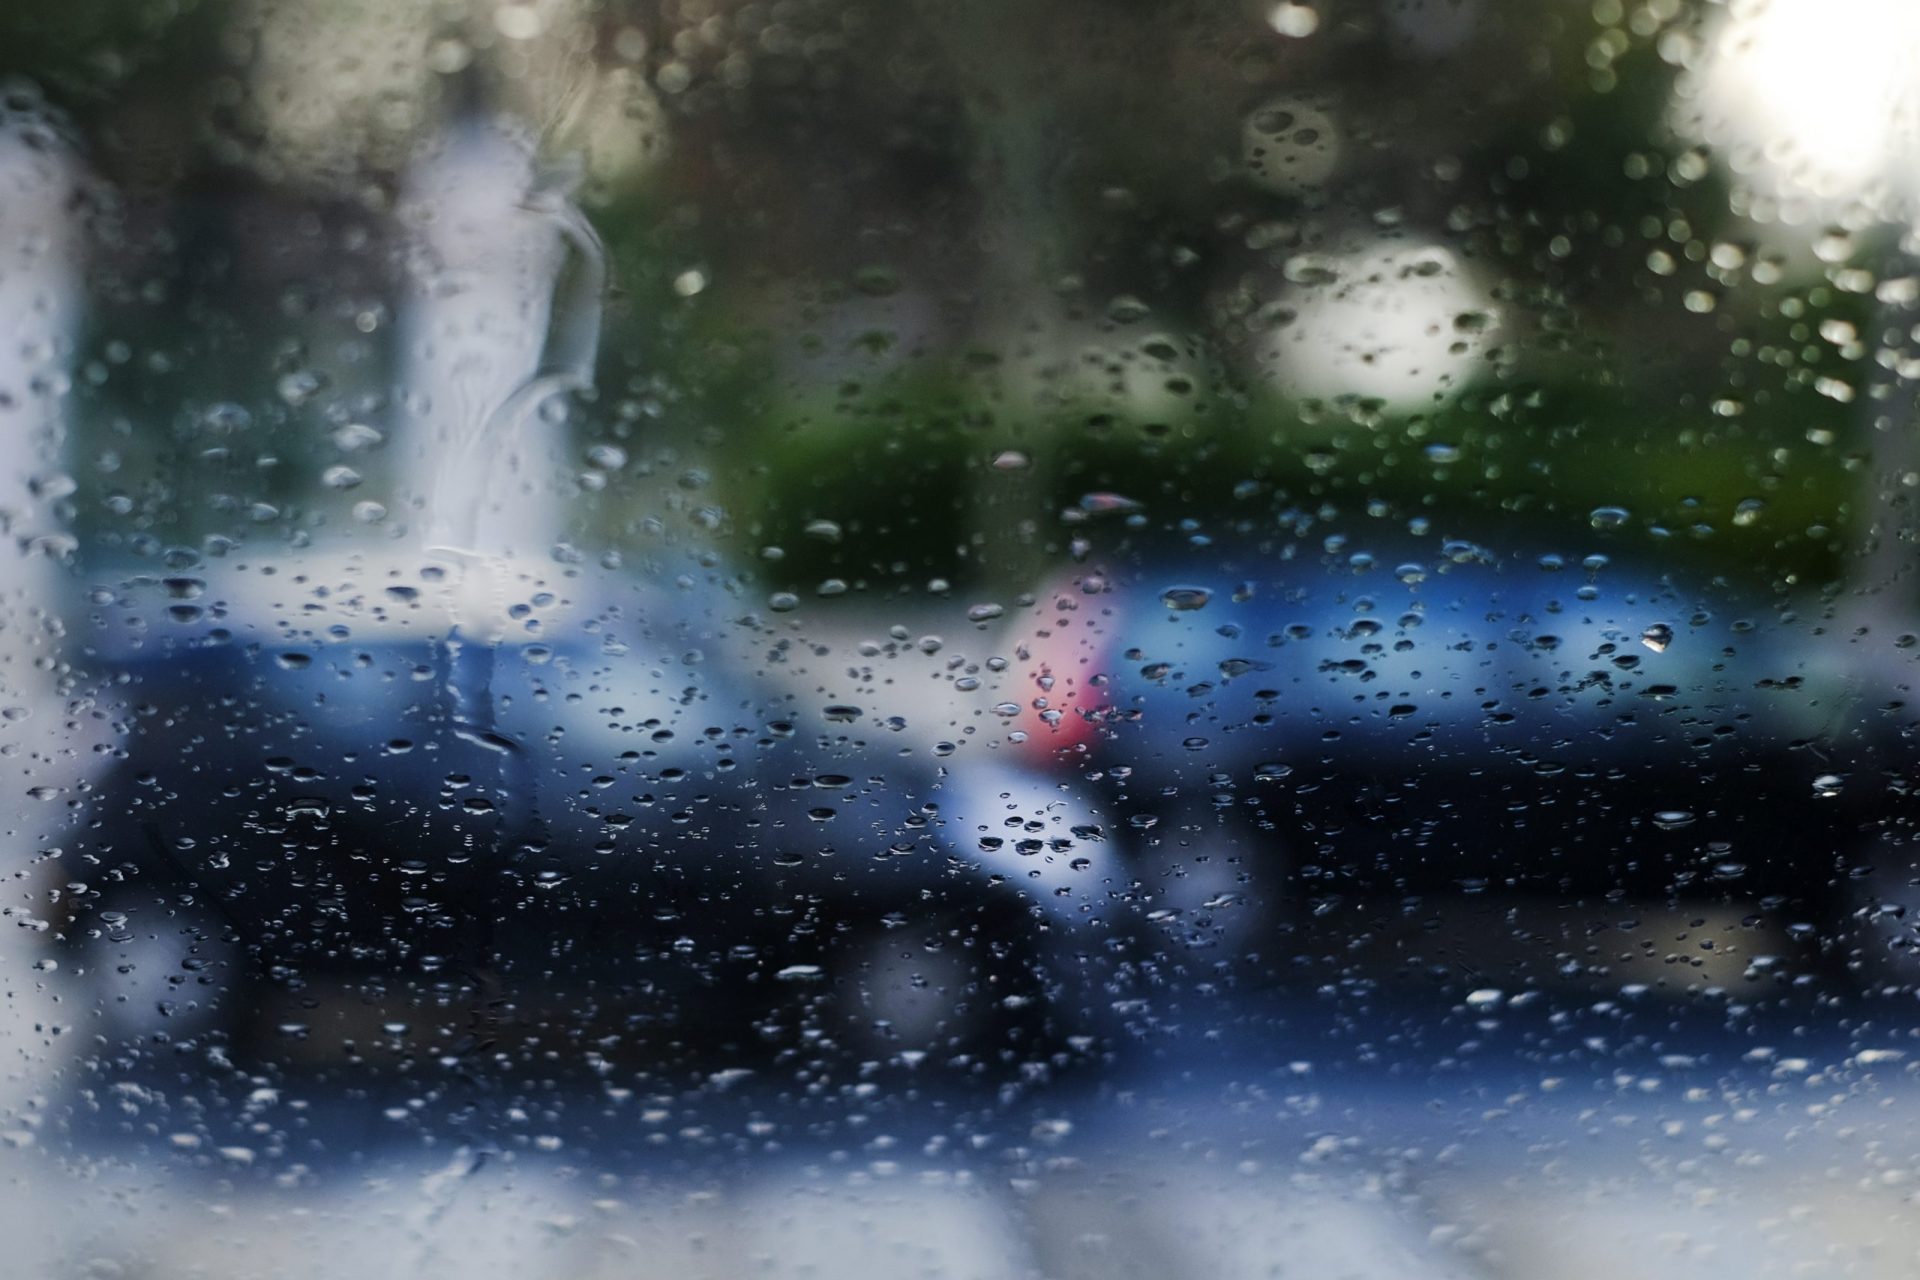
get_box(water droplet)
[276,369,324,406]
[199,402,252,434]
[775,964,824,982]
[1161,586,1212,611]
[1078,492,1143,515]
[331,422,383,452]
[852,264,900,296]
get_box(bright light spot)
[493,3,546,41]
[1260,241,1496,406]
[1675,0,1920,216]
[1268,3,1320,38]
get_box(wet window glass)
[3,1,1920,1275]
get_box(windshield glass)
[4,2,1920,1276]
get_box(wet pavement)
[6,915,1920,1280]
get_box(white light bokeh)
[1258,241,1497,406]
[1673,0,1920,220]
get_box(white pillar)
[395,119,600,635]
[0,120,89,787]
[0,122,81,575]
[0,107,95,1163]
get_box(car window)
[4,2,1920,1277]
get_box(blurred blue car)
[1002,521,1908,983]
[54,550,1099,1082]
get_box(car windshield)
[4,1,1920,1277]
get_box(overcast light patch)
[1259,241,1496,407]
[1673,0,1920,218]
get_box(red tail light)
[1008,577,1113,767]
